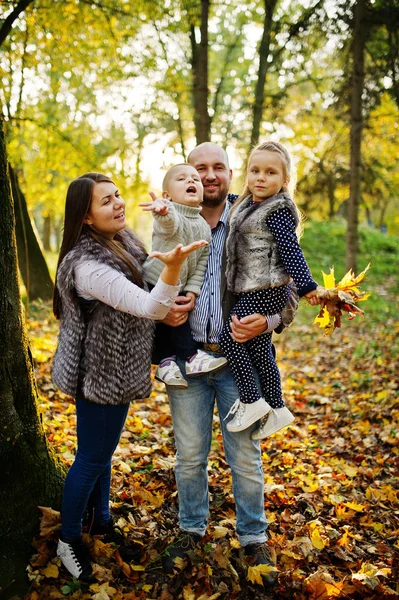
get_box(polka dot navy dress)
[220,204,316,407]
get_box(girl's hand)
[139,192,168,215]
[305,289,320,306]
[150,241,208,266]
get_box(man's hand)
[162,296,192,327]
[139,192,168,215]
[230,313,268,343]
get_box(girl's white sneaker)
[251,406,294,439]
[225,397,271,432]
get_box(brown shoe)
[244,542,278,586]
[162,530,202,573]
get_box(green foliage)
[0,0,398,255]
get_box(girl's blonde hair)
[231,140,303,236]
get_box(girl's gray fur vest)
[52,229,155,405]
[226,192,299,294]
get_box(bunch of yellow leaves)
[314,264,371,335]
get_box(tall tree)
[250,0,279,147]
[346,0,367,271]
[10,165,54,301]
[0,118,64,592]
[189,0,211,143]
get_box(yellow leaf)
[42,563,59,578]
[337,531,350,547]
[340,464,358,478]
[247,564,278,586]
[344,501,365,512]
[314,309,335,335]
[183,584,195,600]
[325,581,344,597]
[322,267,336,289]
[211,526,229,539]
[356,292,371,302]
[130,564,145,571]
[310,527,326,550]
[301,481,319,493]
[247,567,263,585]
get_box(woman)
[52,172,207,581]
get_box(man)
[161,142,287,586]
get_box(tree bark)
[9,165,54,301]
[327,175,336,219]
[0,118,64,592]
[250,0,278,148]
[346,0,367,272]
[190,0,211,143]
[43,213,52,252]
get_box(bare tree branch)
[0,0,34,47]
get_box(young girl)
[221,141,319,439]
[52,172,207,581]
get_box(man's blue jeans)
[61,395,129,540]
[167,359,268,546]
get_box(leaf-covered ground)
[22,303,399,600]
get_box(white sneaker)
[225,397,272,432]
[251,406,295,439]
[155,360,188,388]
[57,538,95,582]
[185,350,228,377]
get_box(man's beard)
[202,191,227,207]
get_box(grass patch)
[300,219,399,324]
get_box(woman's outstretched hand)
[149,241,208,267]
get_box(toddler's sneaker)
[155,360,188,388]
[251,406,295,439]
[225,397,271,432]
[57,537,95,582]
[185,350,227,377]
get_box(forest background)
[0,0,398,599]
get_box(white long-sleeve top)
[74,259,180,320]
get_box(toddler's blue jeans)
[60,394,129,540]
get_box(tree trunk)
[43,213,52,252]
[250,0,278,148]
[54,215,63,253]
[0,119,65,593]
[346,0,366,272]
[190,0,211,143]
[9,164,54,301]
[328,175,336,219]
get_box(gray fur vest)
[52,229,155,405]
[226,192,299,294]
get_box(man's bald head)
[187,142,230,170]
[187,142,232,207]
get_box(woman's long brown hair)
[53,172,145,319]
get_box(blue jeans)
[167,358,268,546]
[61,395,129,540]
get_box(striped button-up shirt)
[190,197,234,343]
